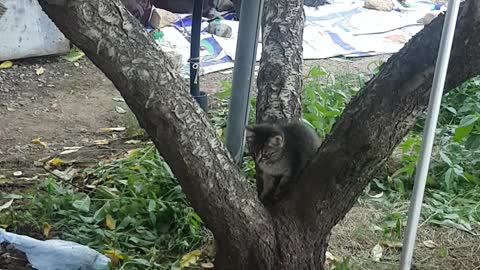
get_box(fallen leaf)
[180,250,202,268]
[0,199,14,212]
[0,61,13,69]
[94,139,110,145]
[100,127,126,133]
[112,97,124,102]
[115,106,126,114]
[104,250,124,267]
[201,262,214,269]
[64,146,82,150]
[125,140,141,145]
[62,48,85,62]
[105,214,116,230]
[368,192,384,198]
[60,146,82,155]
[379,240,402,249]
[325,251,340,263]
[35,67,45,75]
[52,167,78,181]
[127,149,140,157]
[43,223,52,238]
[423,240,437,249]
[48,158,65,168]
[60,149,81,155]
[13,171,22,177]
[31,138,49,149]
[371,243,383,262]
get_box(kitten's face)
[245,125,284,165]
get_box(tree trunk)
[38,0,480,269]
[256,0,305,123]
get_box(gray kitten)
[245,121,322,202]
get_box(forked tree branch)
[284,0,480,232]
[38,0,276,263]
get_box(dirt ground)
[0,54,389,179]
[1,54,478,270]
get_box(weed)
[1,146,209,269]
[302,66,360,139]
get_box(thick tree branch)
[289,0,480,231]
[38,0,276,267]
[256,0,305,123]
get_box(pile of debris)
[121,0,328,27]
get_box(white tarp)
[154,0,442,76]
[0,0,70,62]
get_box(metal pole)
[225,0,264,163]
[190,0,208,111]
[399,1,461,269]
[190,0,203,97]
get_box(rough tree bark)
[256,0,305,123]
[38,0,480,269]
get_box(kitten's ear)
[268,135,284,148]
[245,126,255,142]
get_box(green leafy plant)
[302,66,360,139]
[2,146,209,269]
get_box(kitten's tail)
[0,3,7,18]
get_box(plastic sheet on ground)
[153,0,443,77]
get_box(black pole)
[190,0,208,111]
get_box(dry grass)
[328,203,480,269]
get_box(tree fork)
[38,0,480,269]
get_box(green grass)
[1,65,479,269]
[1,146,209,269]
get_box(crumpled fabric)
[0,229,110,270]
[121,0,152,26]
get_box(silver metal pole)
[399,1,461,269]
[225,0,264,163]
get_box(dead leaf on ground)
[0,199,14,212]
[104,250,124,267]
[368,192,384,198]
[94,139,110,145]
[60,146,82,155]
[423,240,437,249]
[125,140,141,145]
[371,243,383,262]
[201,262,214,269]
[115,106,126,114]
[0,61,13,69]
[52,167,78,181]
[180,250,202,269]
[325,251,341,263]
[112,97,125,102]
[43,223,52,238]
[48,158,65,168]
[379,240,403,249]
[35,67,45,75]
[31,138,49,149]
[105,214,116,230]
[100,127,126,133]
